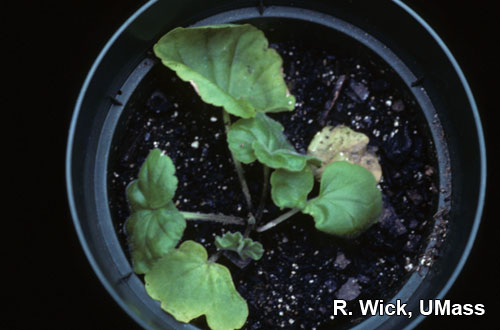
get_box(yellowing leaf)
[145,241,248,330]
[307,125,382,182]
[154,24,295,118]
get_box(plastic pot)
[66,0,486,329]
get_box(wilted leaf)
[215,232,264,261]
[307,125,381,182]
[303,161,382,237]
[145,241,248,330]
[154,24,295,118]
[227,112,319,171]
[270,166,314,210]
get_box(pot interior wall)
[67,1,484,329]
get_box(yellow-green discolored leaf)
[215,232,264,261]
[307,125,382,182]
[126,203,186,274]
[303,161,382,238]
[227,112,320,171]
[270,166,314,210]
[153,24,295,118]
[145,241,248,330]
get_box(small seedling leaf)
[227,112,319,171]
[303,161,382,238]
[215,232,264,261]
[145,241,248,330]
[270,166,314,210]
[154,24,295,118]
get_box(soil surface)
[108,40,439,329]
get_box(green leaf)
[127,149,178,210]
[125,149,185,274]
[270,166,314,210]
[307,125,381,182]
[215,232,264,261]
[145,241,248,330]
[126,181,148,212]
[153,24,295,118]
[303,161,382,238]
[126,202,186,274]
[227,112,319,171]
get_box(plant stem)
[255,165,270,222]
[256,208,301,232]
[208,251,221,263]
[181,212,246,225]
[222,110,253,211]
[243,215,256,238]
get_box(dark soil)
[108,40,439,329]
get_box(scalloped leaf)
[270,166,314,210]
[215,232,264,261]
[303,161,382,238]
[307,125,381,182]
[125,149,185,274]
[227,112,319,171]
[153,24,295,118]
[145,241,248,330]
[126,203,186,274]
[127,149,178,210]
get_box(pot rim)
[65,2,157,328]
[393,1,486,327]
[66,0,486,329]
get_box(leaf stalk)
[256,208,301,232]
[181,212,246,225]
[222,110,254,211]
[255,165,270,222]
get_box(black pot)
[66,1,486,329]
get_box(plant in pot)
[66,1,485,329]
[123,23,387,330]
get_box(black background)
[6,1,498,329]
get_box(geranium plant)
[125,24,382,330]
